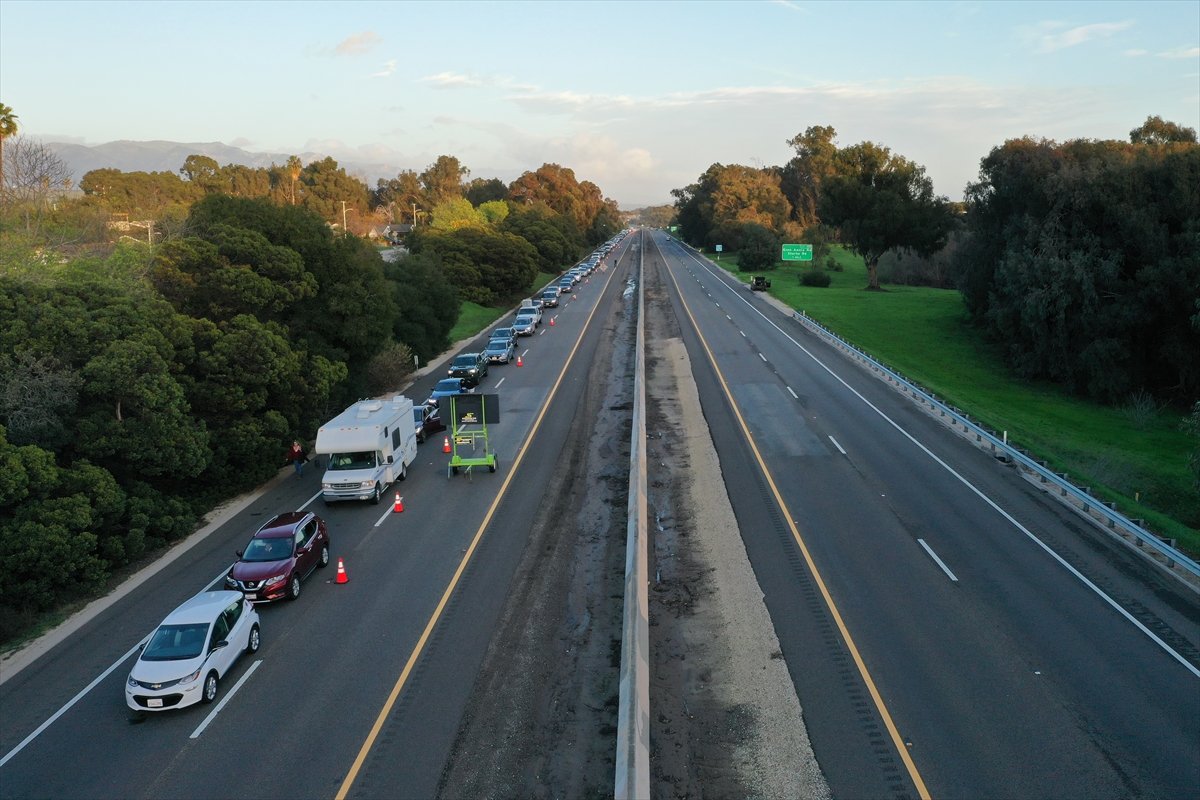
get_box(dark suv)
[225,512,331,602]
[448,352,488,387]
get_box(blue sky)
[1,0,1197,207]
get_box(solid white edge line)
[0,637,149,768]
[918,539,960,583]
[494,377,506,389]
[829,435,847,455]
[758,353,767,362]
[681,250,1200,679]
[189,658,263,739]
[787,386,798,399]
[740,330,747,338]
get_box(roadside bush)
[824,256,842,272]
[801,270,832,287]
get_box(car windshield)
[327,451,378,470]
[143,623,210,661]
[413,408,425,423]
[485,343,505,352]
[435,379,462,392]
[242,536,294,561]
[452,355,476,367]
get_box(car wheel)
[202,671,219,704]
[318,543,330,568]
[288,573,301,601]
[246,624,261,654]
[417,431,424,444]
[371,484,381,505]
[399,463,407,481]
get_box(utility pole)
[412,202,418,226]
[341,200,349,232]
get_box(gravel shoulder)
[644,271,830,800]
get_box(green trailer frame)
[447,394,498,476]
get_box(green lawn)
[724,247,1199,553]
[447,271,559,343]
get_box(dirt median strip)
[645,326,829,796]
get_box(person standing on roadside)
[288,440,306,476]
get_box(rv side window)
[392,427,402,449]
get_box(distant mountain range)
[44,139,403,188]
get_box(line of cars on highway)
[430,232,627,407]
[124,232,630,715]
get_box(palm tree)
[0,103,18,196]
[287,155,302,205]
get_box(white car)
[126,591,260,711]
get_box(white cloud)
[1123,48,1148,57]
[334,31,381,56]
[1157,46,1200,59]
[371,59,396,79]
[1022,20,1134,53]
[420,71,487,89]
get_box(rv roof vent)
[356,399,383,417]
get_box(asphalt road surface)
[2,229,1197,800]
[646,230,1199,799]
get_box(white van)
[315,396,418,504]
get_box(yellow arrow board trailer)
[315,396,417,504]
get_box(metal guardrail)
[791,309,1200,581]
[615,233,651,799]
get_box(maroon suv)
[225,512,331,602]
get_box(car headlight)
[178,667,203,685]
[224,575,237,588]
[322,482,333,490]
[360,480,375,488]
[264,573,288,587]
[127,674,138,688]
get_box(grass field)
[719,247,1199,554]
[447,271,560,344]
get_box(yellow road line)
[656,241,933,800]
[335,256,624,800]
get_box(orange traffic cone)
[335,557,349,584]
[549,317,555,326]
[394,493,404,513]
[443,436,451,453]
[571,293,578,301]
[516,354,523,367]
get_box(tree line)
[670,116,1199,408]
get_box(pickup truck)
[749,276,771,291]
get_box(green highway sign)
[782,243,813,261]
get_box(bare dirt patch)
[643,271,829,800]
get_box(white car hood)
[130,653,205,684]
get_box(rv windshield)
[328,451,378,470]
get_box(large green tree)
[780,125,838,229]
[957,133,1200,401]
[819,142,952,291]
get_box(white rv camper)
[315,396,418,504]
